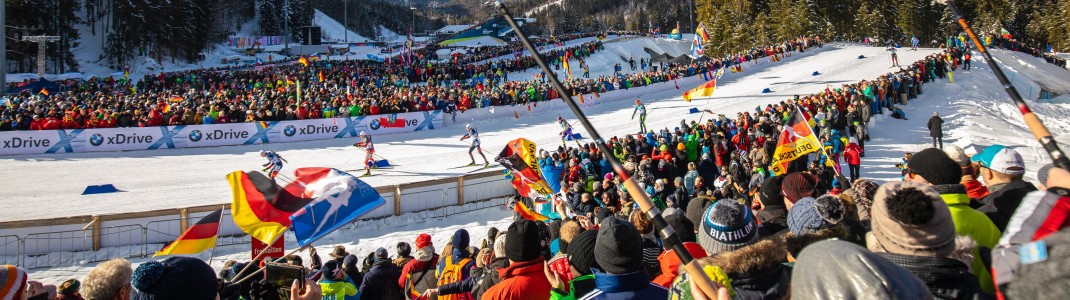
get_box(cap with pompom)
[131,256,217,300]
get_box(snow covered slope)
[860,49,1070,183]
[314,9,371,43]
[20,44,1070,283]
[0,42,938,222]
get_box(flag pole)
[797,106,843,177]
[207,206,226,266]
[939,0,1070,170]
[227,230,289,287]
[492,2,726,299]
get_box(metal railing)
[1,171,513,270]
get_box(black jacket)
[879,253,990,300]
[359,260,403,300]
[928,116,944,137]
[975,179,1037,231]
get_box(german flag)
[227,171,313,242]
[769,108,822,175]
[154,209,222,257]
[514,201,548,221]
[318,71,325,83]
[682,79,716,102]
[298,56,310,67]
[40,88,49,96]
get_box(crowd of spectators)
[8,37,1070,300]
[0,34,819,132]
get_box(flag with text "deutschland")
[769,108,822,175]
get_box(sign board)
[252,235,285,260]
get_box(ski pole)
[939,0,1070,170]
[492,2,726,298]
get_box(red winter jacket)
[652,242,709,287]
[843,143,863,165]
[481,258,551,300]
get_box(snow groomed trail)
[0,42,939,222]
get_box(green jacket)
[940,191,1001,293]
[318,279,357,300]
[549,274,595,300]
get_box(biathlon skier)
[460,124,489,166]
[353,131,376,176]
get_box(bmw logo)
[188,130,203,142]
[89,133,104,146]
[283,125,297,137]
[369,119,381,130]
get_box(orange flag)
[514,201,548,221]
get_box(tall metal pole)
[284,0,290,53]
[492,1,727,299]
[690,0,694,33]
[344,0,348,43]
[1,1,6,85]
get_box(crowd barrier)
[0,169,513,269]
[0,110,443,156]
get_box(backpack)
[403,262,438,299]
[436,256,473,300]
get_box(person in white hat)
[969,144,1037,231]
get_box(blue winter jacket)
[579,270,669,299]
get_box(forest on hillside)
[5,0,1070,73]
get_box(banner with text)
[0,110,444,156]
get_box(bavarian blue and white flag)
[289,168,385,246]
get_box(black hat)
[567,230,600,275]
[505,220,542,262]
[665,212,696,243]
[595,217,643,274]
[759,175,786,207]
[686,197,712,229]
[907,148,962,185]
[131,257,218,300]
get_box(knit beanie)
[781,173,817,203]
[686,197,713,231]
[322,260,343,279]
[374,247,389,261]
[787,195,845,237]
[698,199,759,255]
[908,148,962,185]
[452,229,470,252]
[414,233,435,262]
[567,230,600,275]
[0,265,28,300]
[493,233,508,258]
[867,181,956,257]
[851,179,880,201]
[943,145,970,167]
[1038,163,1054,187]
[759,175,786,208]
[595,217,643,274]
[665,212,697,243]
[131,256,217,300]
[505,220,542,262]
[342,254,359,271]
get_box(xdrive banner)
[0,110,443,155]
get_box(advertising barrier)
[0,110,444,156]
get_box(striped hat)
[0,265,28,300]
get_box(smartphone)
[264,262,306,289]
